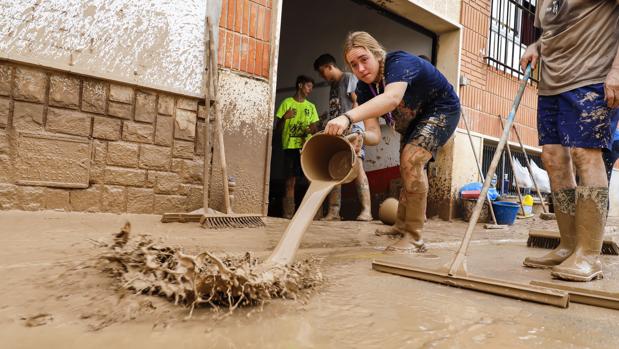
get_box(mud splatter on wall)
[208,70,272,214]
[0,0,206,96]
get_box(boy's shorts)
[283,149,302,178]
[538,83,619,149]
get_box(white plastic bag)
[530,159,551,193]
[512,157,533,188]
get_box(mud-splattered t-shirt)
[535,0,619,96]
[276,97,319,150]
[355,51,460,135]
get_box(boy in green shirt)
[275,75,319,218]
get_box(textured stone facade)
[0,61,205,214]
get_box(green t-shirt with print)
[276,97,319,150]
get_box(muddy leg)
[355,162,372,221]
[551,148,608,281]
[283,176,296,219]
[384,144,431,253]
[322,185,342,221]
[524,145,576,268]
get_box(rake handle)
[461,110,499,225]
[497,116,527,216]
[206,18,232,214]
[510,123,549,213]
[448,65,532,276]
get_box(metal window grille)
[486,0,541,81]
[481,141,544,197]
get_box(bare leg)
[282,176,296,219]
[322,185,341,221]
[355,162,372,221]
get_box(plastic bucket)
[492,201,520,225]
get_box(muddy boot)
[551,187,608,282]
[523,189,576,269]
[356,183,372,221]
[384,191,427,253]
[282,196,295,219]
[321,186,341,221]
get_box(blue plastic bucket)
[491,201,520,225]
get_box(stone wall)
[0,61,207,214]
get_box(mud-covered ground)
[1,210,618,348]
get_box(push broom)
[161,17,264,229]
[372,65,570,307]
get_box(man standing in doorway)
[520,0,619,281]
[275,75,320,219]
[314,53,372,221]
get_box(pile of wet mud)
[99,223,323,314]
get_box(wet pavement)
[1,210,618,348]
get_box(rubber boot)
[551,187,608,282]
[523,188,576,268]
[384,191,427,253]
[282,196,295,219]
[322,186,341,221]
[356,182,373,221]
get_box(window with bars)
[481,141,545,197]
[486,0,540,81]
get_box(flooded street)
[1,210,618,348]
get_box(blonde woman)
[324,32,460,253]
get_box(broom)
[527,229,619,255]
[161,16,264,229]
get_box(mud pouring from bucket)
[267,133,360,265]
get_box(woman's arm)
[362,116,382,146]
[325,81,407,136]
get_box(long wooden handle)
[206,18,232,214]
[461,110,499,225]
[448,65,532,276]
[202,15,213,212]
[497,116,526,216]
[510,123,549,213]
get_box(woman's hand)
[324,115,350,136]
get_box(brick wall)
[0,61,207,214]
[218,0,273,78]
[459,0,539,148]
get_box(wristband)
[343,113,354,127]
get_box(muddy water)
[268,180,336,265]
[2,212,619,348]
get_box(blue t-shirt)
[614,128,619,142]
[356,51,460,135]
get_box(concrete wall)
[0,0,275,215]
[0,0,208,97]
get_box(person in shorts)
[275,75,320,218]
[324,32,461,253]
[313,53,372,221]
[520,0,619,281]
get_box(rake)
[372,65,569,308]
[161,16,264,229]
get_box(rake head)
[200,214,265,229]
